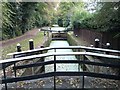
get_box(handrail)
[7,46,120,56]
[2,51,120,90]
[1,52,120,64]
[13,60,120,70]
[2,72,120,84]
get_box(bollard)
[29,39,34,50]
[106,42,110,54]
[106,43,110,49]
[17,43,21,52]
[95,38,99,48]
[90,44,94,48]
[75,34,78,37]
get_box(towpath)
[0,28,40,48]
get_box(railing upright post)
[54,55,56,90]
[13,55,17,77]
[13,63,17,77]
[82,55,85,89]
[54,49,56,52]
[78,49,80,72]
[41,46,45,72]
[3,64,8,90]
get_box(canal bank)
[67,31,90,47]
[67,31,120,88]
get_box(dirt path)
[0,28,40,48]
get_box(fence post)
[95,38,99,48]
[17,43,21,52]
[29,39,34,50]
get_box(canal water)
[45,40,80,72]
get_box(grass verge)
[1,31,44,60]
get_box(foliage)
[71,5,93,29]
[57,2,76,27]
[91,2,120,31]
[90,2,120,37]
[58,2,92,28]
[2,2,54,40]
[58,2,120,37]
[2,2,120,39]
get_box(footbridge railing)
[7,46,120,57]
[1,47,120,90]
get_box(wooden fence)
[74,29,120,50]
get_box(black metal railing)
[7,46,120,57]
[1,49,120,90]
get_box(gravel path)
[0,28,40,48]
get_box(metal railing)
[1,47,120,90]
[7,46,120,57]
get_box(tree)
[2,2,55,40]
[91,2,120,37]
